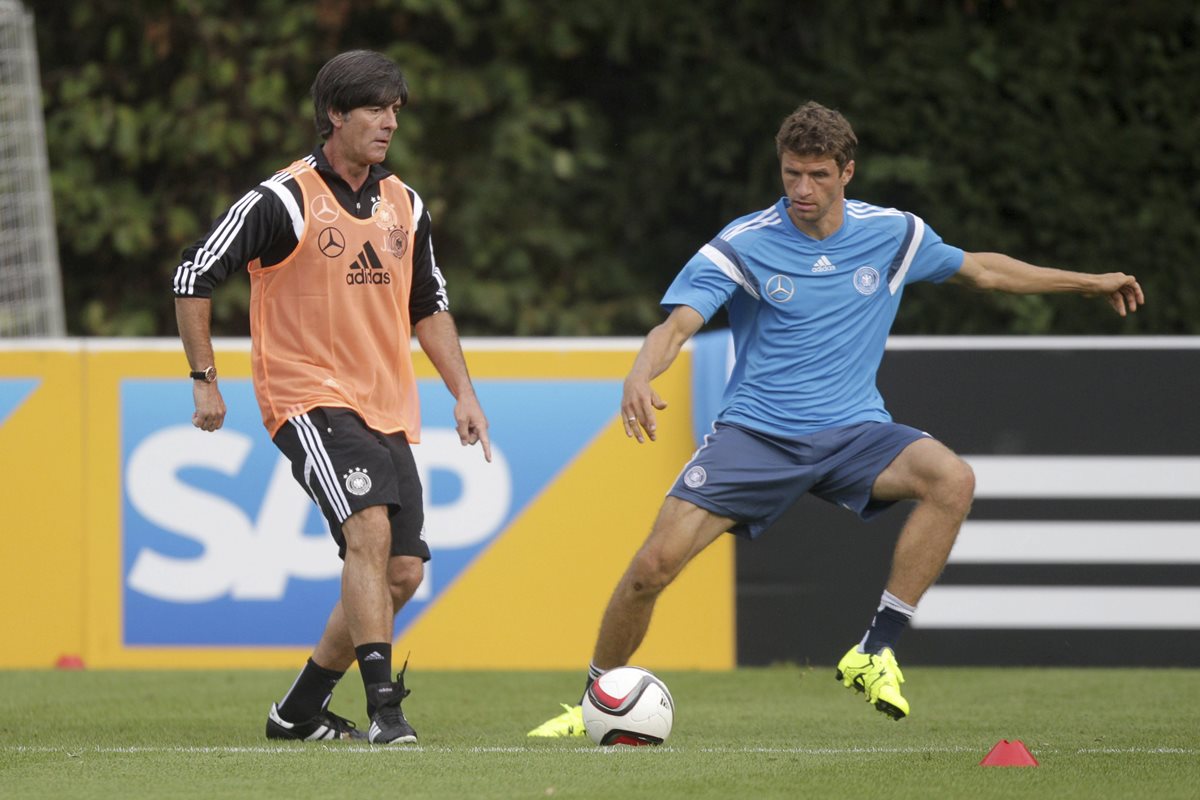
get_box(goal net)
[0,0,64,337]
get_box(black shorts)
[273,407,430,562]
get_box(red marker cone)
[54,654,86,670]
[980,739,1039,767]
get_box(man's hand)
[454,394,492,462]
[621,379,668,444]
[1089,273,1145,317]
[191,381,227,431]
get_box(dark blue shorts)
[668,420,929,539]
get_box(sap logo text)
[125,426,511,602]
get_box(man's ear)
[327,108,346,130]
[841,160,855,186]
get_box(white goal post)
[0,0,64,336]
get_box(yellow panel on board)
[0,348,86,667]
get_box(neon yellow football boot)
[835,646,910,720]
[526,703,586,738]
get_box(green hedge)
[36,0,1197,336]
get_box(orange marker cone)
[980,739,1039,766]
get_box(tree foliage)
[34,0,1198,336]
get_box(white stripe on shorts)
[289,413,353,522]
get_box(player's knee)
[934,456,975,517]
[388,557,423,603]
[627,549,680,596]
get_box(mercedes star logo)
[311,194,340,223]
[318,226,346,258]
[766,274,795,303]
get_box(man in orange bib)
[174,50,491,745]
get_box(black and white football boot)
[366,662,418,745]
[266,699,366,741]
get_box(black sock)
[356,641,393,691]
[277,658,345,722]
[861,590,917,654]
[862,606,912,654]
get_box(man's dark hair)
[775,101,857,171]
[311,50,409,140]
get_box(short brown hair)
[775,101,857,171]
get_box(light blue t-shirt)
[663,197,964,437]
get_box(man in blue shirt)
[529,101,1143,735]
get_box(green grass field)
[1,666,1196,799]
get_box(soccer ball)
[581,666,674,746]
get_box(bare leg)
[592,497,734,669]
[336,505,396,648]
[311,554,425,671]
[274,513,425,731]
[871,437,976,606]
[830,438,975,719]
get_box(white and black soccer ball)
[581,666,674,746]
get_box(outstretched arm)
[414,310,491,462]
[950,252,1144,316]
[622,305,706,443]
